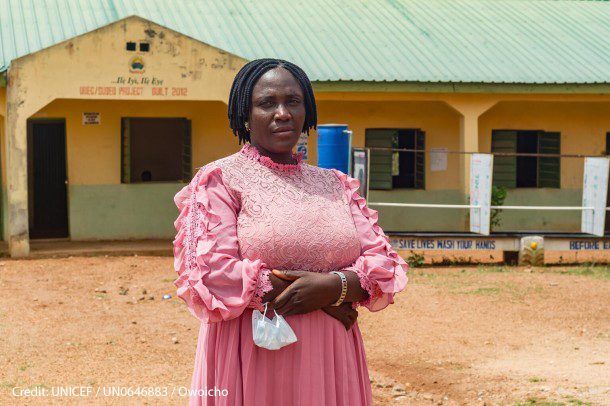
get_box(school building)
[1,0,609,257]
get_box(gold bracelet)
[330,271,347,307]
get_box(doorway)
[27,120,69,239]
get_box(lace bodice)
[172,142,408,323]
[215,143,361,272]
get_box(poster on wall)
[469,153,493,236]
[351,148,369,201]
[82,112,100,125]
[581,157,609,237]
[296,133,308,161]
[430,147,448,171]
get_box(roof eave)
[312,81,610,94]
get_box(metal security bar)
[357,147,609,237]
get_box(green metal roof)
[1,0,609,84]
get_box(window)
[491,130,560,188]
[121,118,191,183]
[139,42,150,52]
[126,42,136,51]
[365,129,425,190]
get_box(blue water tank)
[317,124,351,173]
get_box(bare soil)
[0,256,608,405]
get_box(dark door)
[28,120,68,239]
[606,133,610,234]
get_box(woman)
[173,58,408,406]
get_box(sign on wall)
[581,157,609,237]
[296,133,308,161]
[351,148,370,200]
[430,147,448,171]
[390,236,518,251]
[82,112,101,125]
[78,56,189,98]
[469,153,493,236]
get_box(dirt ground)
[0,256,608,405]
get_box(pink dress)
[173,143,408,406]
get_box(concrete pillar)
[5,67,30,257]
[446,99,497,198]
[458,113,480,196]
[445,99,497,230]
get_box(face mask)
[252,303,297,350]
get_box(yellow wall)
[314,100,461,190]
[1,87,5,239]
[480,101,610,189]
[1,86,5,188]
[32,98,463,190]
[9,17,247,114]
[32,99,237,184]
[28,97,610,191]
[0,109,4,240]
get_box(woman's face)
[248,67,306,154]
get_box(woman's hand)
[261,271,293,304]
[271,269,341,316]
[322,303,358,331]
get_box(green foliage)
[466,185,507,232]
[490,185,507,231]
[406,252,425,268]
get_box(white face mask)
[252,303,297,350]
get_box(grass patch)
[456,282,543,299]
[528,377,546,383]
[408,270,440,284]
[477,265,511,273]
[563,397,592,406]
[161,278,175,283]
[515,399,561,406]
[549,265,610,280]
[515,398,591,406]
[464,287,502,295]
[0,381,16,389]
[408,268,546,300]
[415,271,438,279]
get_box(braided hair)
[228,58,317,144]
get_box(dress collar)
[239,143,304,172]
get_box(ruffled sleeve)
[331,169,409,312]
[173,164,273,323]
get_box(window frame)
[491,129,560,189]
[120,117,192,184]
[365,128,425,191]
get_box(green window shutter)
[182,119,192,182]
[538,131,560,188]
[415,130,425,189]
[121,118,131,184]
[491,130,517,188]
[365,129,394,190]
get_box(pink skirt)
[189,308,373,406]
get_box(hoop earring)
[244,121,250,132]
